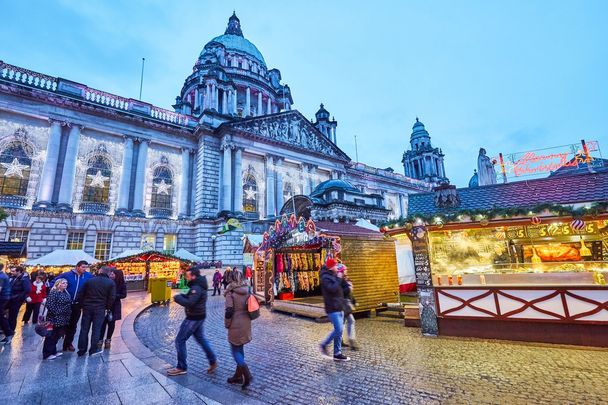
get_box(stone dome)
[310,179,359,198]
[201,13,266,67]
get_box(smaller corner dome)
[411,117,430,138]
[315,103,330,120]
[311,179,359,198]
[468,170,479,188]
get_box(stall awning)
[316,221,384,239]
[0,241,26,258]
[25,250,99,267]
[110,249,146,261]
[174,249,202,263]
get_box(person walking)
[338,264,358,351]
[7,266,32,338]
[23,274,47,325]
[245,266,253,287]
[224,270,253,390]
[99,269,127,350]
[319,258,350,361]
[77,266,116,357]
[167,267,217,376]
[222,266,231,290]
[212,269,222,296]
[59,260,92,352]
[43,278,72,360]
[0,264,12,344]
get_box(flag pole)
[139,57,145,100]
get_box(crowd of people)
[1,256,358,392]
[0,261,127,360]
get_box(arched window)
[283,182,293,202]
[82,155,111,203]
[151,166,173,210]
[0,141,32,196]
[242,175,258,213]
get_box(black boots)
[227,366,243,384]
[241,364,252,390]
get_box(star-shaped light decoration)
[155,180,171,195]
[87,170,109,188]
[244,187,257,200]
[284,191,292,200]
[1,158,29,178]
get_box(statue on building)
[477,148,497,186]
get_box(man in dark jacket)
[6,266,32,341]
[319,258,350,361]
[167,267,217,376]
[77,266,115,356]
[59,260,92,351]
[0,264,13,344]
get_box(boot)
[241,364,252,390]
[227,366,243,384]
[349,339,359,351]
[104,339,111,349]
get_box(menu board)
[411,226,433,287]
[254,256,265,294]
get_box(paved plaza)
[136,295,608,405]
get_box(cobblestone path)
[135,295,608,404]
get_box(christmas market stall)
[24,249,99,281]
[385,171,608,347]
[255,215,398,319]
[0,241,27,269]
[99,250,193,291]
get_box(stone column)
[275,158,284,211]
[132,139,149,217]
[266,97,271,115]
[257,91,263,116]
[115,136,134,215]
[302,164,311,195]
[309,165,317,191]
[398,194,405,218]
[265,155,275,217]
[222,89,228,115]
[194,88,199,110]
[35,120,63,209]
[205,84,211,110]
[221,140,233,212]
[232,89,238,114]
[57,124,82,211]
[245,87,251,116]
[233,147,243,212]
[178,147,191,219]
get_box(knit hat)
[325,258,338,269]
[336,263,347,273]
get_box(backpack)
[247,289,260,320]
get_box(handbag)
[35,302,53,337]
[247,289,260,320]
[105,309,114,323]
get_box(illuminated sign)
[494,140,603,180]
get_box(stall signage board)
[409,226,438,336]
[254,257,265,295]
[507,222,599,239]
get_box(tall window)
[66,232,85,250]
[0,142,32,196]
[8,229,29,244]
[242,175,258,212]
[163,234,177,254]
[283,182,293,202]
[151,166,173,210]
[82,155,112,203]
[141,234,155,250]
[95,232,112,260]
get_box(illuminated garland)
[381,201,608,229]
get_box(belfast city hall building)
[0,13,446,265]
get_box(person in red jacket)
[23,273,47,325]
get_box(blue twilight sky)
[1,0,607,187]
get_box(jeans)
[7,299,24,334]
[78,308,105,354]
[0,299,11,337]
[321,311,344,355]
[212,285,221,296]
[175,319,216,370]
[63,303,82,349]
[344,314,356,341]
[100,319,116,341]
[43,327,66,359]
[230,343,246,366]
[23,302,42,324]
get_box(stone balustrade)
[349,161,433,191]
[0,61,194,128]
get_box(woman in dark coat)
[99,269,127,350]
[224,270,253,390]
[43,278,72,360]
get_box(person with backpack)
[167,267,217,376]
[224,270,253,390]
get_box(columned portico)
[34,119,63,209]
[115,136,134,215]
[132,139,149,217]
[178,147,191,219]
[56,124,82,211]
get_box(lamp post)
[211,234,217,265]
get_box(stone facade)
[0,14,442,265]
